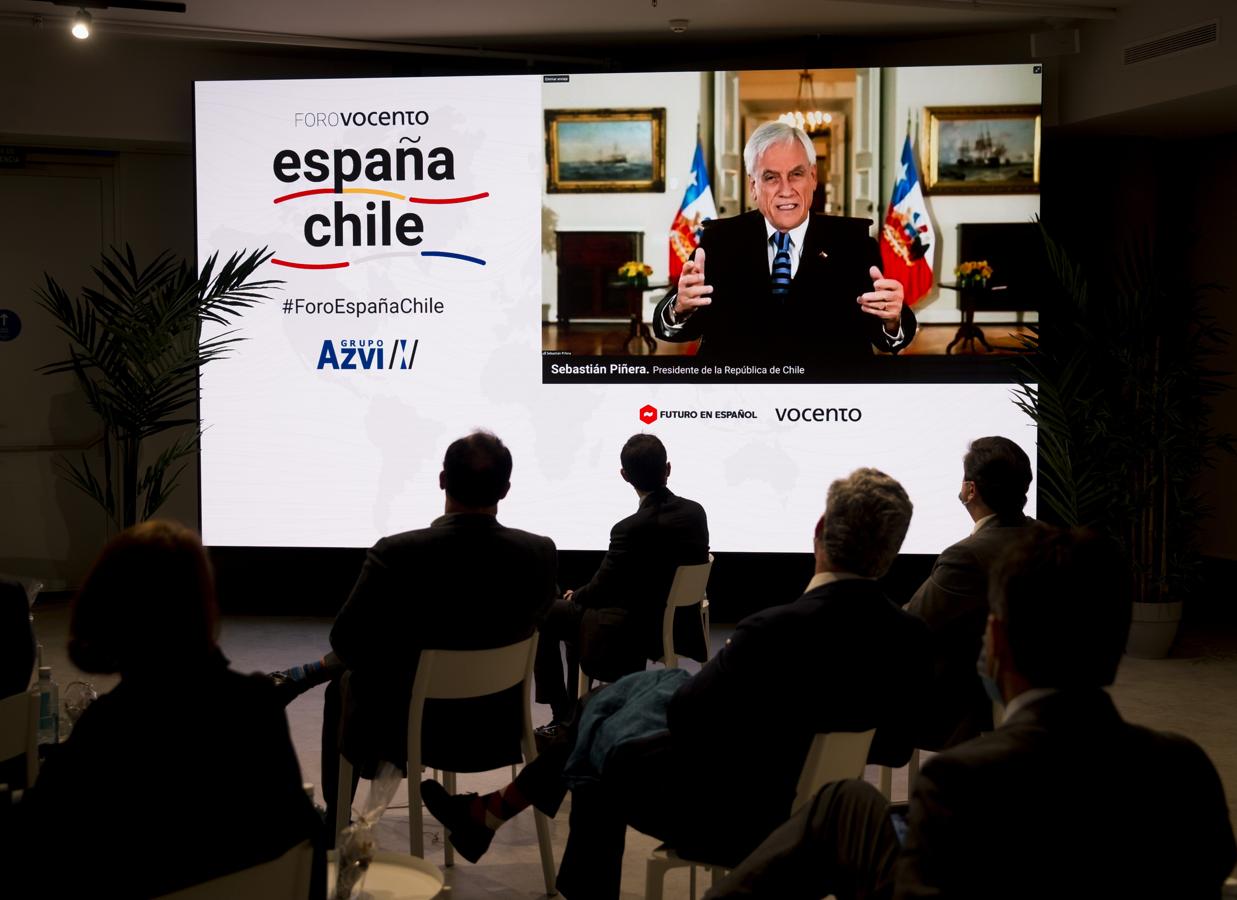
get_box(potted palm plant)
[37,246,279,529]
[1013,225,1231,658]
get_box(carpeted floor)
[28,600,1237,897]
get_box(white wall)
[1058,0,1235,127]
[540,72,704,320]
[881,64,1042,325]
[0,151,198,589]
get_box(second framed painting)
[922,105,1041,195]
[545,108,666,193]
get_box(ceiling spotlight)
[71,7,91,39]
[669,18,688,33]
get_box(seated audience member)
[18,521,321,899]
[1,575,35,699]
[702,526,1237,900]
[424,468,931,900]
[321,431,557,825]
[0,576,36,801]
[534,433,709,730]
[906,435,1034,749]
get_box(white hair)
[744,121,816,174]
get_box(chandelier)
[778,70,833,136]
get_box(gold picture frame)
[922,105,1041,195]
[545,108,666,193]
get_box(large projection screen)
[195,68,1037,553]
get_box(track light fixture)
[71,7,90,39]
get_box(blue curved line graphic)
[421,250,487,265]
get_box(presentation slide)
[195,68,1038,554]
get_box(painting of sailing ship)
[923,105,1041,194]
[545,108,666,193]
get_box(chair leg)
[644,852,677,900]
[442,771,456,868]
[335,754,353,846]
[908,748,920,795]
[533,804,557,895]
[576,669,590,698]
[878,766,892,800]
[409,766,425,858]
[689,863,697,900]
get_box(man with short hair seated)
[702,525,1237,900]
[424,468,931,900]
[907,435,1034,749]
[534,433,709,732]
[317,431,557,828]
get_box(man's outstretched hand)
[673,248,713,319]
[857,265,905,334]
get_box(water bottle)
[36,666,59,746]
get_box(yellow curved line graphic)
[341,188,407,200]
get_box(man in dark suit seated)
[423,468,931,900]
[653,121,916,367]
[0,575,35,699]
[533,433,709,732]
[320,431,557,828]
[702,525,1237,900]
[906,435,1034,749]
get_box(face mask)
[976,646,1003,706]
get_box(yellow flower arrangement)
[618,261,654,281]
[955,259,993,288]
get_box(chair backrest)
[155,839,313,900]
[660,553,714,668]
[792,729,877,814]
[0,690,38,786]
[406,635,539,775]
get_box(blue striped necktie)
[771,230,792,296]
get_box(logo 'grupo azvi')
[317,338,418,371]
[271,135,489,272]
[639,405,658,424]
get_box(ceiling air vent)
[1124,20,1219,66]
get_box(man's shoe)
[533,720,567,751]
[266,670,305,706]
[421,780,494,863]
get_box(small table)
[938,282,1001,354]
[327,850,445,900]
[608,280,666,355]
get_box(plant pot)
[1125,601,1183,659]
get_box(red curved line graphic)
[406,192,490,204]
[273,188,335,204]
[272,258,350,270]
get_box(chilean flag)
[880,135,935,306]
[669,139,718,282]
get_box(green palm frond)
[36,244,281,526]
[1015,220,1233,603]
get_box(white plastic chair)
[577,553,715,695]
[878,748,921,801]
[155,839,313,900]
[645,728,877,900]
[0,690,39,786]
[335,635,555,896]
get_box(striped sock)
[468,784,531,830]
[284,658,327,686]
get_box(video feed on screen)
[538,67,1043,384]
[193,64,1038,554]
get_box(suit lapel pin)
[818,250,829,259]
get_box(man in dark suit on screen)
[533,433,709,730]
[653,121,916,366]
[907,435,1034,749]
[323,431,557,827]
[702,525,1237,900]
